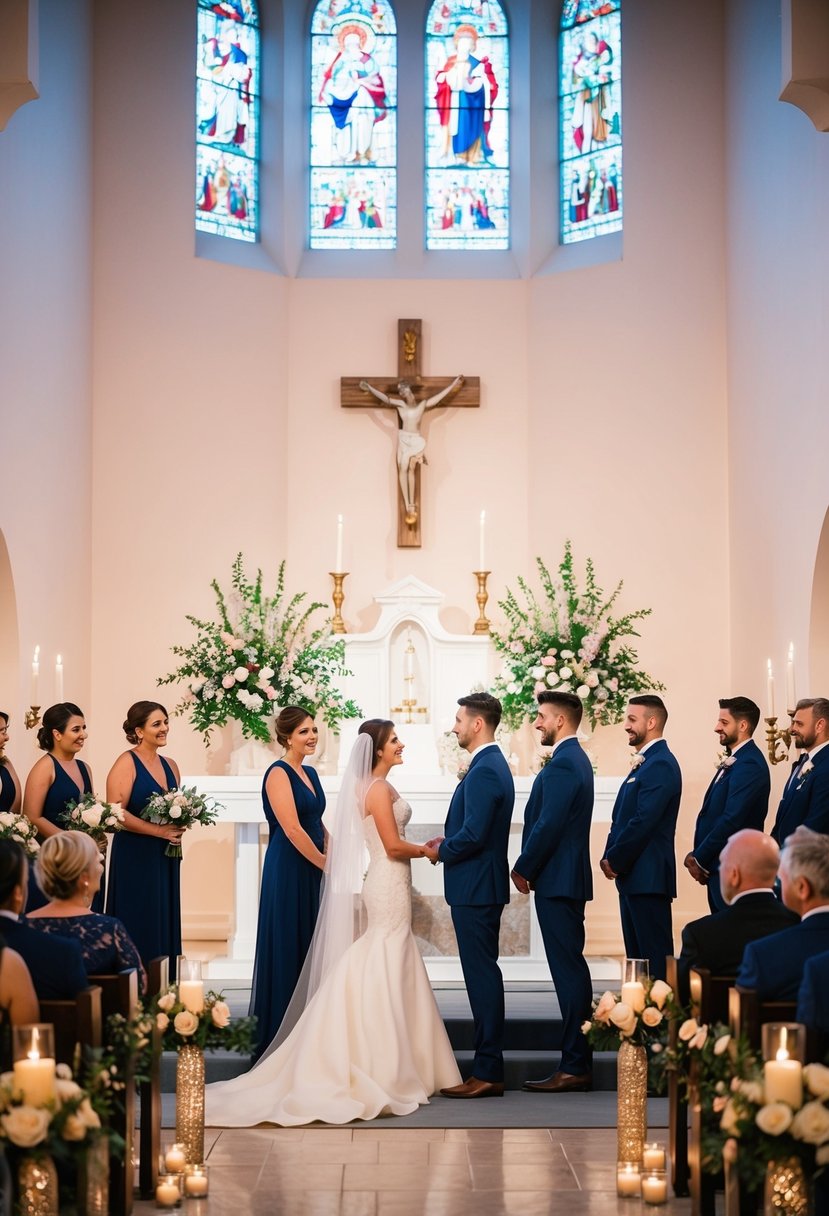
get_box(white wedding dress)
[205,798,461,1126]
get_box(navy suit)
[678,891,798,995]
[515,737,594,1075]
[737,908,829,1001]
[0,916,88,1000]
[772,745,829,845]
[692,740,770,912]
[439,744,514,1082]
[602,739,682,981]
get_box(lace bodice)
[362,797,412,934]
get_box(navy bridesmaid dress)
[105,752,182,967]
[0,766,15,813]
[27,756,103,914]
[249,760,325,1058]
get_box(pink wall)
[0,0,93,774]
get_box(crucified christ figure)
[359,374,464,525]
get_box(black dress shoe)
[522,1071,593,1093]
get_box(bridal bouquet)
[141,786,221,858]
[153,986,256,1055]
[491,541,664,730]
[61,792,125,842]
[159,553,361,743]
[0,810,40,858]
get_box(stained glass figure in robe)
[196,0,259,242]
[559,0,622,245]
[310,1,397,249]
[425,1,509,250]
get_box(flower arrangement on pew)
[61,791,125,851]
[142,786,222,859]
[0,810,39,858]
[582,978,676,1052]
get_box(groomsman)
[600,695,682,982]
[511,691,595,1093]
[425,693,514,1099]
[684,697,770,912]
[772,698,829,844]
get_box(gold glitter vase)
[78,1134,109,1216]
[764,1158,811,1216]
[617,1040,648,1165]
[175,1044,205,1165]
[17,1155,58,1216]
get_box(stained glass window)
[559,0,622,245]
[196,0,260,242]
[310,1,397,250]
[425,2,509,251]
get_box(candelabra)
[472,571,491,635]
[24,706,41,730]
[765,712,795,765]
[391,634,427,725]
[329,572,348,635]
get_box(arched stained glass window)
[310,1,397,250]
[425,2,509,251]
[196,0,260,242]
[559,0,622,245]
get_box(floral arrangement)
[583,979,676,1050]
[61,792,125,841]
[142,786,222,859]
[0,1062,105,1166]
[152,986,256,1055]
[159,553,361,743]
[491,542,665,730]
[0,810,39,859]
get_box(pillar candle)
[164,1145,187,1173]
[616,1164,640,1196]
[335,515,343,573]
[178,981,205,1014]
[478,509,486,571]
[55,655,64,703]
[13,1053,56,1106]
[620,981,645,1013]
[763,1055,803,1109]
[155,1176,181,1207]
[642,1144,666,1171]
[767,659,775,718]
[787,643,796,711]
[31,646,40,704]
[184,1169,209,1197]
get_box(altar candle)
[55,655,64,703]
[31,646,40,704]
[164,1144,187,1173]
[335,514,343,573]
[616,1163,640,1197]
[178,980,205,1014]
[641,1174,668,1205]
[642,1143,666,1171]
[767,659,775,718]
[620,981,646,1013]
[13,1051,56,1106]
[764,1050,803,1109]
[478,509,486,571]
[787,643,796,711]
[155,1176,182,1208]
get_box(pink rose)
[222,675,235,690]
[609,1003,637,1037]
[174,1011,199,1036]
[593,990,617,1024]
[211,1001,231,1028]
[641,1007,663,1028]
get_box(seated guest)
[679,829,798,991]
[0,936,39,1024]
[27,832,146,994]
[0,839,89,999]
[737,826,829,1000]
[797,949,829,1034]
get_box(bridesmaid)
[0,712,22,816]
[250,706,326,1060]
[105,701,184,967]
[22,703,102,913]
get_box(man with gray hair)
[737,825,829,1000]
[771,697,829,844]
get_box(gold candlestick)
[330,572,348,635]
[765,713,795,765]
[24,706,41,730]
[473,571,491,634]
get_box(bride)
[205,719,461,1126]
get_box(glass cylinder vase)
[17,1154,58,1216]
[175,1044,205,1166]
[764,1157,811,1216]
[617,1039,648,1165]
[78,1134,109,1216]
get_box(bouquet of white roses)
[153,986,255,1055]
[582,978,676,1049]
[142,786,222,858]
[0,810,39,858]
[0,1060,106,1167]
[61,791,125,842]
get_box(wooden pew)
[728,986,797,1049]
[88,969,139,1216]
[685,969,734,1216]
[139,957,169,1199]
[39,986,103,1075]
[665,957,690,1197]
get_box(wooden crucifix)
[340,319,480,548]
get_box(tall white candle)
[335,514,343,573]
[620,981,645,1013]
[404,632,414,680]
[13,1052,56,1106]
[178,980,205,1014]
[55,655,64,703]
[764,1053,803,1109]
[478,509,486,571]
[786,643,796,711]
[767,659,775,718]
[31,646,40,704]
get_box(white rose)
[1,1106,51,1148]
[156,1012,169,1032]
[593,991,618,1023]
[585,672,600,688]
[80,807,103,829]
[804,1064,829,1100]
[649,980,672,1010]
[259,667,274,680]
[678,1018,699,1042]
[739,1079,765,1105]
[581,1020,592,1034]
[55,1078,83,1104]
[158,991,176,1012]
[609,1002,637,1037]
[168,808,182,819]
[576,685,590,698]
[174,1011,199,1036]
[689,1025,709,1051]
[0,813,15,827]
[211,1001,231,1029]
[714,1034,732,1056]
[642,1007,663,1028]
[560,650,574,660]
[755,1102,794,1136]
[234,666,249,683]
[55,1064,72,1080]
[720,1099,741,1135]
[559,666,573,681]
[62,1114,88,1141]
[506,682,518,694]
[545,671,560,687]
[530,667,545,680]
[791,1100,829,1145]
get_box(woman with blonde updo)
[105,701,183,967]
[249,706,326,1059]
[27,831,146,993]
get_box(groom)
[425,693,514,1098]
